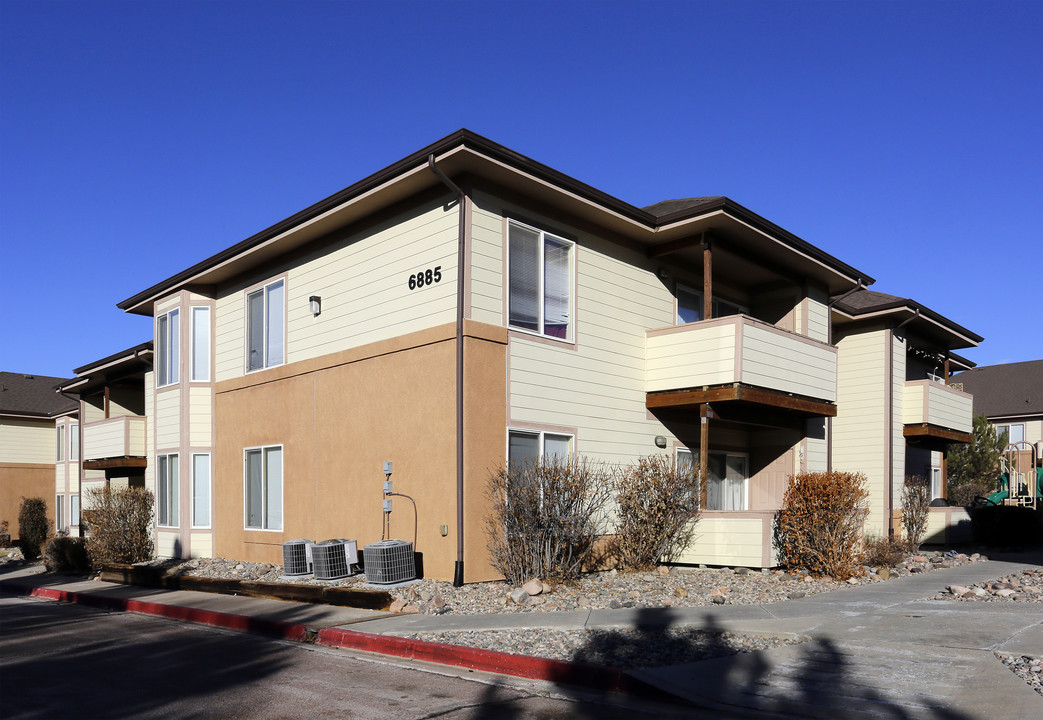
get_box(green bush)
[43,535,91,573]
[83,486,155,565]
[612,454,700,571]
[774,471,869,580]
[18,497,50,560]
[485,455,612,585]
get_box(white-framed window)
[157,454,179,527]
[191,306,211,382]
[507,429,573,466]
[996,424,1025,444]
[676,447,748,510]
[55,494,65,531]
[247,279,285,372]
[929,467,943,501]
[191,453,211,528]
[676,284,747,325]
[56,425,65,462]
[245,445,282,530]
[508,220,574,341]
[157,308,180,387]
[70,494,80,526]
[70,424,79,461]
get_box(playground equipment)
[979,441,1041,509]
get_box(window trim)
[245,278,286,374]
[156,308,181,388]
[191,452,212,529]
[157,453,179,528]
[243,444,283,531]
[506,219,575,343]
[190,305,211,382]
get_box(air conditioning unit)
[363,539,415,584]
[312,539,356,581]
[282,539,315,576]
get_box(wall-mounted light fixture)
[654,435,668,448]
[656,268,671,281]
[309,296,321,316]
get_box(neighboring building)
[0,372,78,537]
[103,129,981,580]
[951,360,1043,457]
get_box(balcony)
[902,380,973,444]
[646,315,837,418]
[82,415,147,470]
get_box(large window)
[996,424,1025,444]
[508,221,573,340]
[677,448,748,510]
[192,453,211,528]
[157,454,179,527]
[247,280,285,371]
[157,308,180,387]
[508,429,572,466]
[55,494,65,531]
[70,424,79,461]
[676,284,747,325]
[245,445,282,530]
[191,306,211,382]
[56,425,64,462]
[70,494,80,527]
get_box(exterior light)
[654,435,668,448]
[309,296,321,316]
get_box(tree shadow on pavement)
[544,607,978,720]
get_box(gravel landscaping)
[995,652,1043,697]
[932,568,1043,603]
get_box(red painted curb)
[26,586,309,642]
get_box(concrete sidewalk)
[2,554,1041,717]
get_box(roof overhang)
[832,302,982,351]
[59,342,153,396]
[118,130,874,315]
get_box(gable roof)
[0,372,78,419]
[832,289,982,350]
[950,360,1043,419]
[117,129,875,315]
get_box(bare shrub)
[18,497,50,560]
[83,486,155,566]
[612,454,700,571]
[861,533,907,568]
[901,476,930,550]
[774,471,869,580]
[485,455,612,585]
[948,480,994,507]
[43,534,90,573]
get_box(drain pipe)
[428,154,467,587]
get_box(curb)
[4,581,672,702]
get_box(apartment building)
[105,130,980,581]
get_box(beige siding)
[927,384,972,433]
[923,507,972,545]
[833,328,888,534]
[806,287,829,343]
[156,530,180,558]
[189,533,213,559]
[646,323,737,391]
[154,389,180,452]
[189,386,212,447]
[469,195,504,326]
[675,516,769,567]
[741,322,837,401]
[891,333,906,524]
[805,418,828,472]
[214,198,459,382]
[0,419,54,464]
[82,416,146,459]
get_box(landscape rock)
[523,578,544,596]
[509,588,529,605]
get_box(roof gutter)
[428,154,467,588]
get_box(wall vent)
[282,539,314,576]
[363,539,415,584]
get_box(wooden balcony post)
[702,233,712,321]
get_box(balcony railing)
[83,415,147,461]
[646,315,837,402]
[902,380,972,435]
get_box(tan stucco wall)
[0,463,55,538]
[214,321,507,582]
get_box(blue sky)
[2,0,1040,378]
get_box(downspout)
[427,154,467,587]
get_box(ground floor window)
[55,494,65,532]
[508,429,573,466]
[192,453,211,528]
[70,494,80,526]
[245,445,282,530]
[158,454,179,527]
[930,467,943,501]
[677,448,748,510]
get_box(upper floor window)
[996,424,1025,444]
[676,284,746,324]
[70,424,79,461]
[56,425,64,462]
[191,306,211,382]
[508,221,573,341]
[247,280,284,372]
[157,308,180,387]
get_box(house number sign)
[408,266,442,290]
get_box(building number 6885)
[408,266,442,290]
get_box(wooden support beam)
[647,384,837,417]
[903,425,972,444]
[702,234,712,321]
[104,386,110,419]
[83,457,148,470]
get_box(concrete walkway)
[3,553,1040,718]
